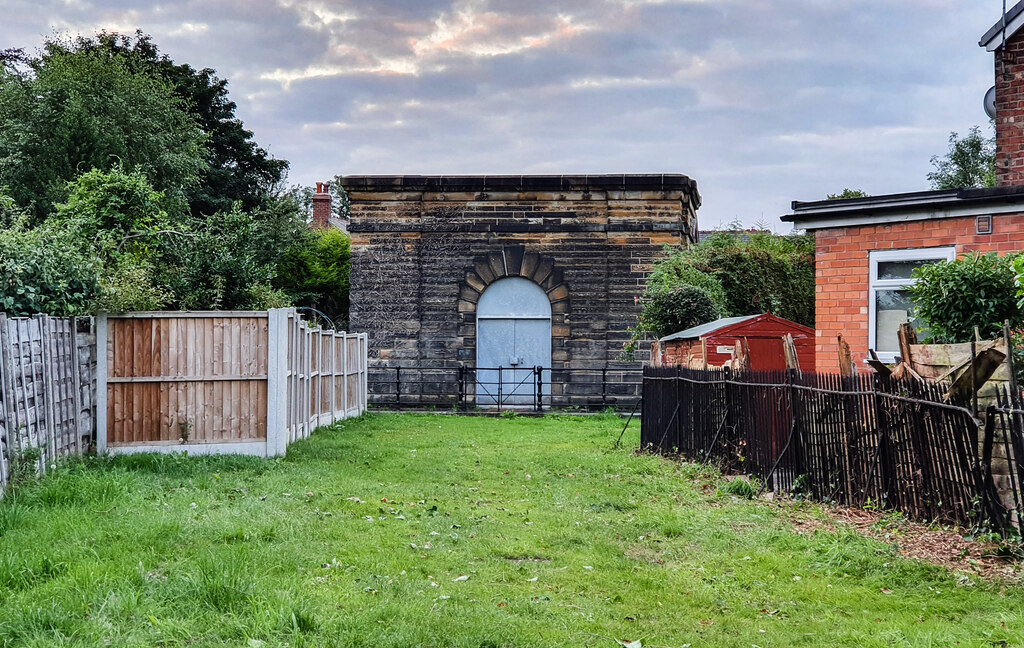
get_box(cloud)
[0,0,1005,228]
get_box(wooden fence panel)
[102,313,270,448]
[0,315,95,493]
[98,309,367,458]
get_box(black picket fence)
[641,366,1024,536]
[368,364,643,411]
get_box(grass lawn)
[1,413,1022,647]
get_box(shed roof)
[659,315,759,342]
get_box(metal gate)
[476,277,551,406]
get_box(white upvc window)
[868,247,955,363]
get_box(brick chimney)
[312,182,332,229]
[985,3,1024,186]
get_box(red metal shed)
[651,313,815,372]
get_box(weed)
[720,476,759,499]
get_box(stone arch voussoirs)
[457,246,569,367]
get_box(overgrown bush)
[157,200,306,311]
[644,254,729,316]
[0,219,98,315]
[694,231,815,327]
[637,284,719,340]
[910,252,1022,343]
[623,228,814,357]
[275,228,350,326]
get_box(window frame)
[867,247,955,363]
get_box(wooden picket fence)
[0,309,367,492]
[0,315,96,493]
[96,309,367,457]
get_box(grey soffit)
[659,315,760,343]
[781,185,1024,224]
[339,173,699,195]
[980,0,1024,48]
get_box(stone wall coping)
[341,174,699,201]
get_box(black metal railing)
[641,366,1024,536]
[368,364,643,411]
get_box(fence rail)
[0,315,96,494]
[642,366,1024,536]
[97,309,367,457]
[368,364,643,410]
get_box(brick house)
[782,4,1024,372]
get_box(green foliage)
[624,229,814,357]
[0,33,319,319]
[276,228,351,326]
[93,259,169,313]
[673,230,814,326]
[645,254,729,316]
[0,37,206,221]
[639,284,719,340]
[910,252,1022,343]
[826,188,869,200]
[50,167,177,313]
[0,218,98,315]
[67,31,288,217]
[158,198,307,311]
[51,166,171,251]
[927,125,996,190]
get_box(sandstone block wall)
[342,175,700,406]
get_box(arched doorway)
[476,277,551,407]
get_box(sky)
[0,0,1007,230]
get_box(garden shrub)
[623,228,814,357]
[0,221,98,315]
[275,227,350,326]
[637,284,719,340]
[910,252,1022,343]
[645,254,729,316]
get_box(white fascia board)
[789,200,1024,231]
[984,14,1024,51]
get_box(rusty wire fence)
[642,366,1023,536]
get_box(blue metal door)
[476,278,551,407]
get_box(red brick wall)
[813,214,1024,373]
[995,29,1024,186]
[650,339,700,367]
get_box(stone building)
[340,174,700,407]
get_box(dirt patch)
[624,544,666,565]
[502,556,551,565]
[791,505,1021,582]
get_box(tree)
[927,125,996,190]
[826,188,868,200]
[70,31,289,216]
[0,39,206,221]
